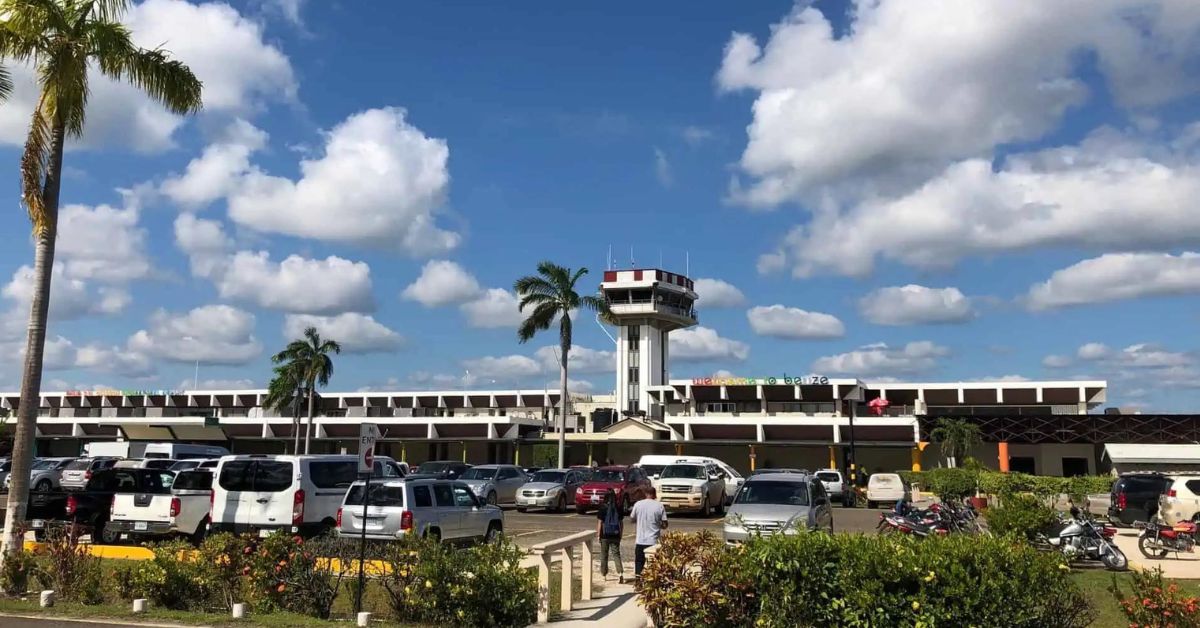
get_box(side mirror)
[651,474,660,481]
[709,475,720,482]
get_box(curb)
[0,612,205,628]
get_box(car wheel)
[715,493,726,516]
[426,528,441,543]
[486,492,498,506]
[575,505,588,514]
[867,500,875,510]
[190,519,209,546]
[34,479,51,492]
[620,496,630,516]
[485,523,502,544]
[96,520,120,545]
[32,529,46,542]
[555,495,566,513]
[516,507,527,513]
[700,496,712,518]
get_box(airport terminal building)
[0,268,1166,477]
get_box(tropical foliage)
[272,327,340,454]
[929,417,983,467]
[0,0,202,560]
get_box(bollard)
[132,598,148,613]
[40,590,55,608]
[232,603,247,619]
[357,611,372,627]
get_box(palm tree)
[272,327,341,455]
[264,362,304,454]
[930,417,983,468]
[514,262,610,469]
[0,0,202,559]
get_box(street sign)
[358,423,380,474]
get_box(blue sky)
[1,0,1200,410]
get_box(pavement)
[1113,527,1200,579]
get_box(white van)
[83,441,229,460]
[635,455,744,505]
[210,454,405,537]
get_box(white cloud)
[228,107,459,255]
[536,345,615,374]
[546,378,597,394]
[1042,354,1073,369]
[128,305,262,365]
[181,378,257,390]
[3,265,129,321]
[1026,252,1200,309]
[812,341,949,377]
[174,214,375,314]
[719,0,1200,207]
[670,326,750,362]
[680,126,714,146]
[694,278,745,308]
[57,201,150,282]
[462,355,543,380]
[859,285,975,325]
[1113,343,1191,368]
[283,314,402,354]
[460,289,523,328]
[402,260,481,307]
[40,336,79,371]
[1077,343,1112,361]
[977,375,1031,383]
[746,305,844,339]
[73,343,156,379]
[654,147,673,188]
[263,0,304,25]
[160,119,268,209]
[771,130,1200,277]
[0,0,295,152]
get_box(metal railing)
[520,530,594,624]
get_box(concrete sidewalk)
[1113,529,1200,579]
[537,581,649,627]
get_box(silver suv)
[60,457,120,491]
[656,463,726,516]
[5,457,74,492]
[459,464,526,506]
[815,469,847,506]
[337,478,503,544]
[724,472,834,543]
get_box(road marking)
[512,529,549,538]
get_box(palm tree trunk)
[304,386,315,455]
[558,337,569,469]
[2,120,66,560]
[291,386,301,455]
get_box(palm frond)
[90,0,133,22]
[517,302,557,343]
[20,100,51,236]
[513,275,557,300]
[0,64,14,102]
[536,261,570,290]
[104,44,201,114]
[517,291,555,312]
[579,294,610,316]
[569,266,588,288]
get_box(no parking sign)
[358,423,381,474]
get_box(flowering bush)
[983,493,1059,541]
[0,546,37,595]
[635,532,755,628]
[122,539,212,610]
[33,526,105,604]
[1111,567,1200,628]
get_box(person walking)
[596,489,626,583]
[629,486,668,577]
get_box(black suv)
[1109,473,1172,525]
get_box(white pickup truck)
[108,469,212,544]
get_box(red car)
[574,465,652,514]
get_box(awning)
[1103,443,1200,464]
[100,419,229,442]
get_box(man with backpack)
[595,489,626,582]
[630,486,668,577]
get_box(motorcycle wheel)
[1102,545,1129,571]
[1138,535,1169,560]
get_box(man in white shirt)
[629,486,668,576]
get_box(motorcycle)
[1038,507,1127,571]
[1137,519,1198,559]
[876,500,987,537]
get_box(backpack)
[602,504,622,537]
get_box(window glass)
[1185,480,1200,496]
[376,461,401,478]
[452,485,476,508]
[432,484,453,506]
[498,468,519,480]
[413,485,433,508]
[531,471,565,484]
[218,460,254,491]
[661,465,706,480]
[112,470,140,492]
[66,459,92,471]
[734,481,810,506]
[173,471,213,491]
[56,459,75,469]
[86,471,116,492]
[344,484,405,507]
[591,469,624,482]
[461,468,498,480]
[816,472,840,483]
[254,461,294,492]
[309,461,357,489]
[159,472,175,490]
[144,460,176,470]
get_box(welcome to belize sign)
[690,375,830,386]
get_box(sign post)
[354,423,380,615]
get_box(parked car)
[56,467,171,544]
[749,468,806,476]
[724,472,834,542]
[655,462,726,516]
[115,458,179,470]
[108,469,213,544]
[0,485,67,540]
[515,468,587,513]
[336,478,503,544]
[459,464,526,506]
[60,457,120,491]
[636,455,744,504]
[5,457,75,492]
[210,454,400,537]
[409,460,471,480]
[574,465,652,514]
[865,473,909,509]
[1111,473,1172,525]
[0,458,10,489]
[106,469,179,543]
[522,467,544,478]
[815,469,848,506]
[169,460,202,472]
[1158,476,1200,525]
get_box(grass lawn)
[0,597,419,627]
[1071,569,1200,627]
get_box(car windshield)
[344,483,405,507]
[816,472,840,482]
[641,464,665,477]
[460,468,497,480]
[661,465,707,480]
[590,470,624,483]
[734,481,809,506]
[531,471,565,484]
[871,475,900,485]
[416,462,451,475]
[31,459,54,470]
[65,459,92,471]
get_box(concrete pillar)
[998,441,1010,473]
[829,446,837,470]
[587,443,594,465]
[461,442,467,463]
[232,603,246,619]
[560,548,574,613]
[749,444,757,471]
[674,443,683,456]
[911,446,922,472]
[580,541,594,601]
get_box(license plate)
[258,528,272,538]
[134,521,147,531]
[591,496,601,503]
[30,519,45,529]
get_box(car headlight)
[690,485,703,494]
[575,487,583,494]
[547,488,560,496]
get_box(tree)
[514,262,610,469]
[930,417,983,468]
[0,0,202,560]
[272,327,341,454]
[264,362,304,454]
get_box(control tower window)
[627,326,640,352]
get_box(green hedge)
[983,493,1059,541]
[901,468,1113,501]
[638,531,1095,628]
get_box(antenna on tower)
[659,249,663,269]
[630,247,635,268]
[607,245,612,271]
[686,251,690,277]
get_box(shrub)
[276,533,358,620]
[636,532,755,628]
[638,531,1093,628]
[983,493,1058,541]
[128,539,213,610]
[33,527,105,604]
[1110,567,1200,628]
[0,548,37,595]
[194,532,250,611]
[921,467,977,500]
[379,534,536,627]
